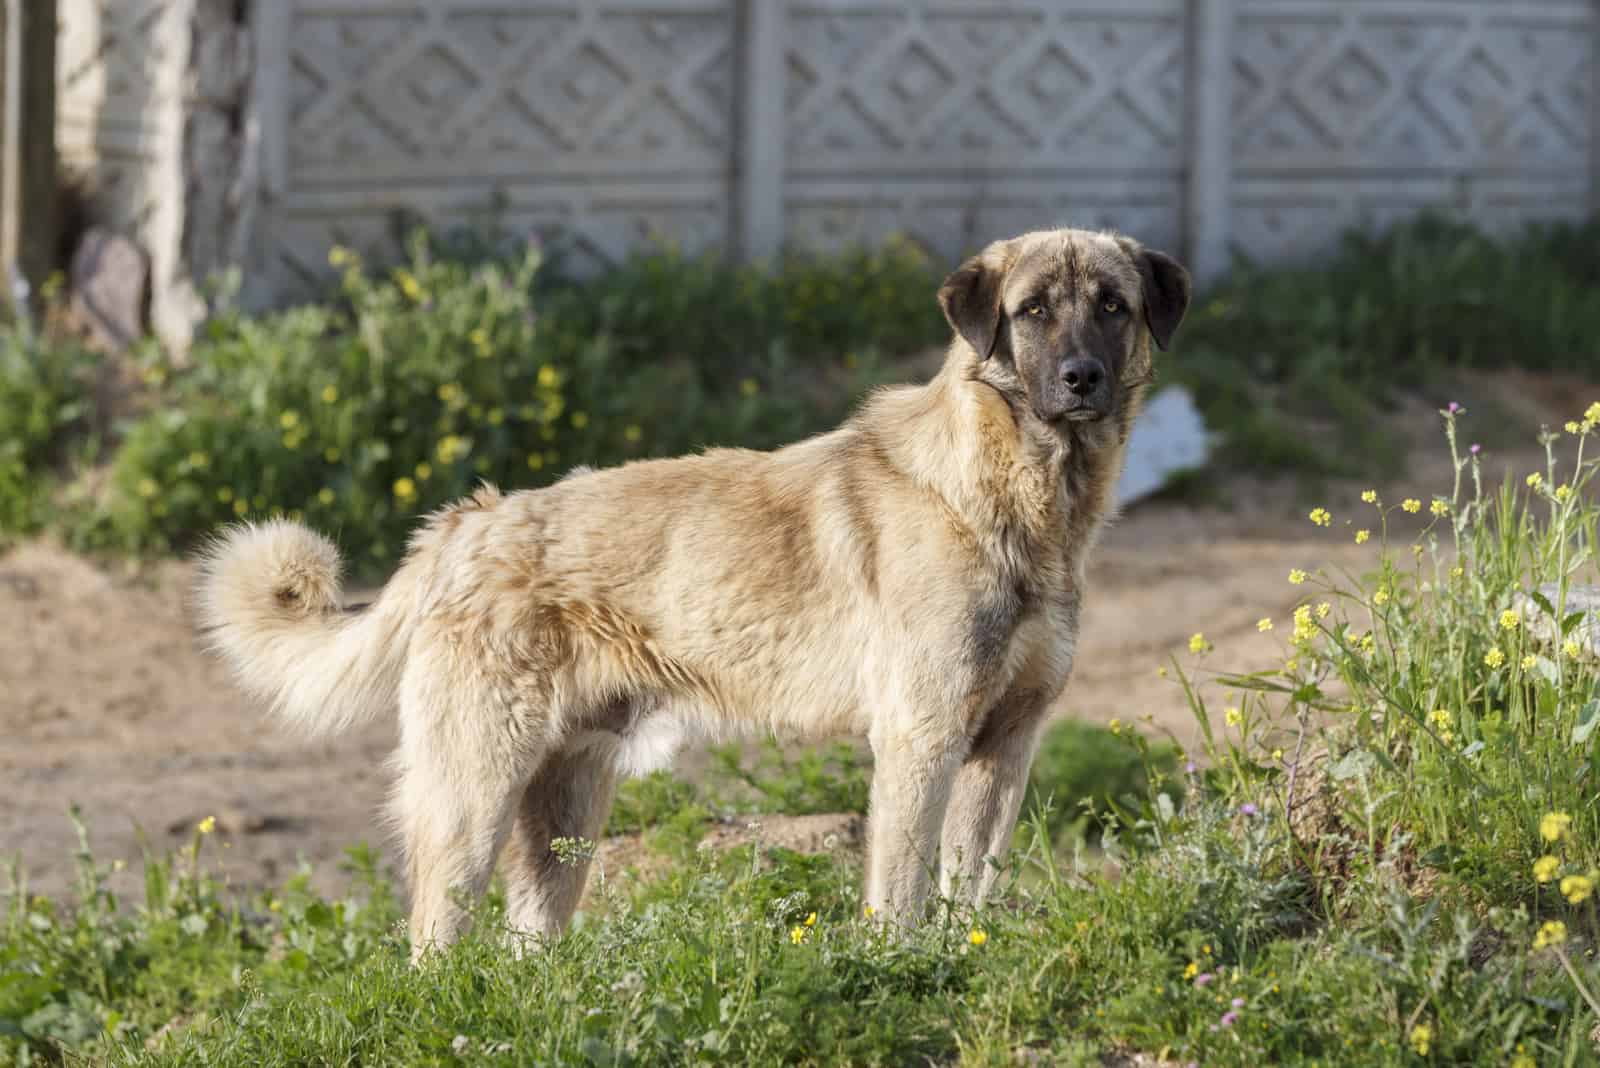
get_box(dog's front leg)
[864,728,966,925]
[938,693,1050,905]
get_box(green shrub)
[77,233,943,571]
[0,328,94,538]
[1024,720,1182,845]
[1172,212,1600,476]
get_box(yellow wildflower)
[1562,874,1593,904]
[790,926,808,945]
[1565,639,1583,659]
[1224,706,1242,728]
[1527,472,1544,490]
[1534,920,1568,950]
[1316,602,1331,619]
[968,929,988,947]
[1408,1024,1431,1057]
[328,245,352,268]
[1308,507,1331,527]
[136,477,158,499]
[1183,961,1198,979]
[1355,529,1370,544]
[1556,484,1573,502]
[217,487,234,503]
[1359,633,1375,655]
[863,905,876,918]
[1520,654,1538,670]
[624,424,643,443]
[393,477,417,501]
[1428,708,1452,729]
[1256,617,1273,632]
[1108,718,1122,735]
[1586,400,1600,427]
[188,451,210,469]
[1483,647,1505,669]
[415,462,432,480]
[1402,498,1421,514]
[197,816,216,835]
[1500,609,1521,631]
[279,410,300,430]
[1293,605,1316,642]
[1450,566,1463,579]
[1288,569,1307,585]
[487,407,504,426]
[1511,1056,1536,1068]
[1361,490,1378,504]
[537,364,560,389]
[233,498,248,516]
[317,488,335,506]
[1189,633,1209,654]
[803,912,817,927]
[1534,855,1560,883]
[321,385,339,404]
[1430,499,1449,517]
[1567,421,1582,435]
[395,269,424,303]
[1374,588,1390,606]
[1541,811,1572,843]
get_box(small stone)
[69,228,148,354]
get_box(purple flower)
[1220,1011,1238,1028]
[1185,761,1198,774]
[1470,443,1482,455]
[1239,803,1259,817]
[1447,401,1463,415]
[1194,972,1215,987]
[1231,997,1245,1009]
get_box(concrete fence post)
[735,0,786,261]
[1,0,57,302]
[1184,0,1234,287]
[1592,0,1600,217]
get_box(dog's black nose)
[1061,357,1103,397]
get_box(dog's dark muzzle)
[1037,356,1112,422]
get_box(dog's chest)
[963,567,1078,688]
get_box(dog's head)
[938,229,1191,435]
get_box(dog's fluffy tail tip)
[196,518,346,628]
[195,520,402,737]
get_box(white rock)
[1116,385,1210,505]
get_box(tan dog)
[198,228,1191,958]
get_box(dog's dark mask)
[938,231,1191,433]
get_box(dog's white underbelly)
[612,711,698,777]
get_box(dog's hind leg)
[501,737,621,945]
[392,668,542,963]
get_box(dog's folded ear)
[939,248,1008,361]
[1135,248,1192,351]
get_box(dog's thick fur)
[197,228,1191,958]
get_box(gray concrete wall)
[57,0,1600,318]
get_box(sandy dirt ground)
[3,374,1587,900]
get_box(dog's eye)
[1101,299,1122,315]
[1021,300,1046,318]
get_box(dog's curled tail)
[196,520,413,737]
